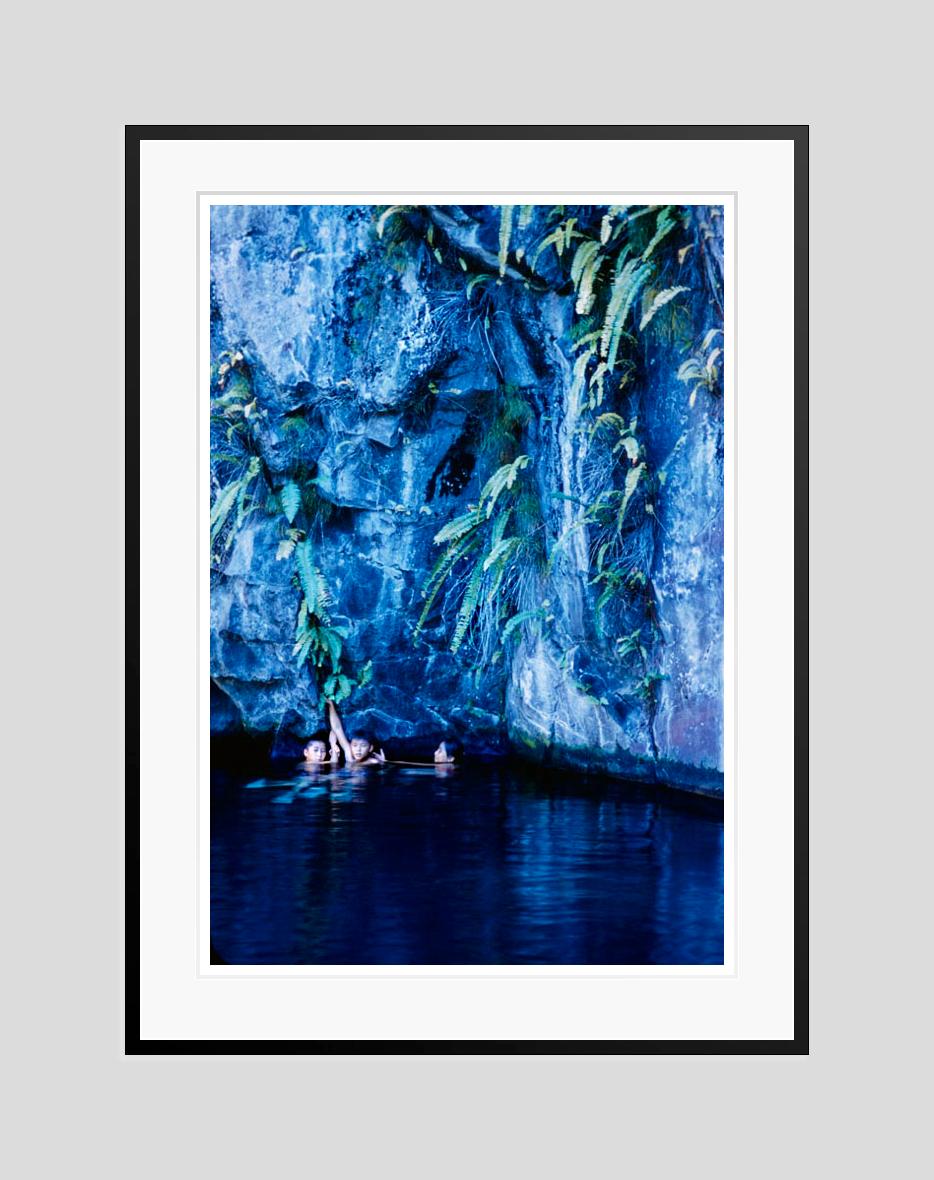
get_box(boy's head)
[303,737,329,763]
[350,734,374,761]
[434,740,460,764]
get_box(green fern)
[498,205,513,277]
[294,540,331,622]
[279,480,301,524]
[616,463,645,530]
[480,455,530,518]
[642,206,676,260]
[450,555,486,654]
[601,257,651,371]
[414,532,482,635]
[433,507,482,546]
[501,608,547,642]
[376,205,409,238]
[570,239,603,316]
[639,285,689,331]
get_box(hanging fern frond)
[501,608,546,643]
[450,555,486,654]
[294,540,332,623]
[498,205,513,277]
[466,273,492,299]
[570,347,594,411]
[482,535,520,573]
[376,205,409,238]
[415,532,482,635]
[639,285,689,331]
[210,482,241,545]
[532,226,566,269]
[279,480,301,524]
[433,508,482,547]
[642,206,676,260]
[480,455,530,518]
[601,257,651,371]
[616,463,645,530]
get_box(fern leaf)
[482,536,520,573]
[433,508,482,546]
[377,205,407,238]
[616,463,645,530]
[320,626,343,672]
[639,285,689,331]
[279,480,301,524]
[210,481,240,544]
[450,556,486,654]
[642,206,676,260]
[577,251,603,316]
[489,505,513,551]
[571,330,601,353]
[415,533,481,634]
[294,540,331,624]
[614,435,640,464]
[602,259,650,371]
[531,228,565,269]
[466,273,491,299]
[518,205,534,231]
[590,412,628,438]
[481,455,530,517]
[570,239,599,288]
[570,348,593,411]
[501,609,544,642]
[677,357,704,381]
[498,205,513,277]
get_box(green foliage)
[376,205,410,238]
[279,480,301,524]
[480,454,530,518]
[677,327,723,405]
[639,285,689,331]
[289,541,371,709]
[210,456,262,557]
[416,456,542,659]
[498,205,513,277]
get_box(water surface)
[211,760,723,965]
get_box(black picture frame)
[127,124,807,1055]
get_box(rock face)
[210,204,724,793]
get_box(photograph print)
[208,201,725,967]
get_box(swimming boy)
[302,730,341,766]
[327,700,386,766]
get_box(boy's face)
[350,738,373,761]
[434,743,455,763]
[304,740,328,763]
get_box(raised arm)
[327,700,353,764]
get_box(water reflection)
[211,761,723,965]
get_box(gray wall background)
[3,6,930,1180]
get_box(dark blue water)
[211,761,723,965]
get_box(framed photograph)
[131,126,805,1051]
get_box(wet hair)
[305,731,329,748]
[350,733,374,747]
